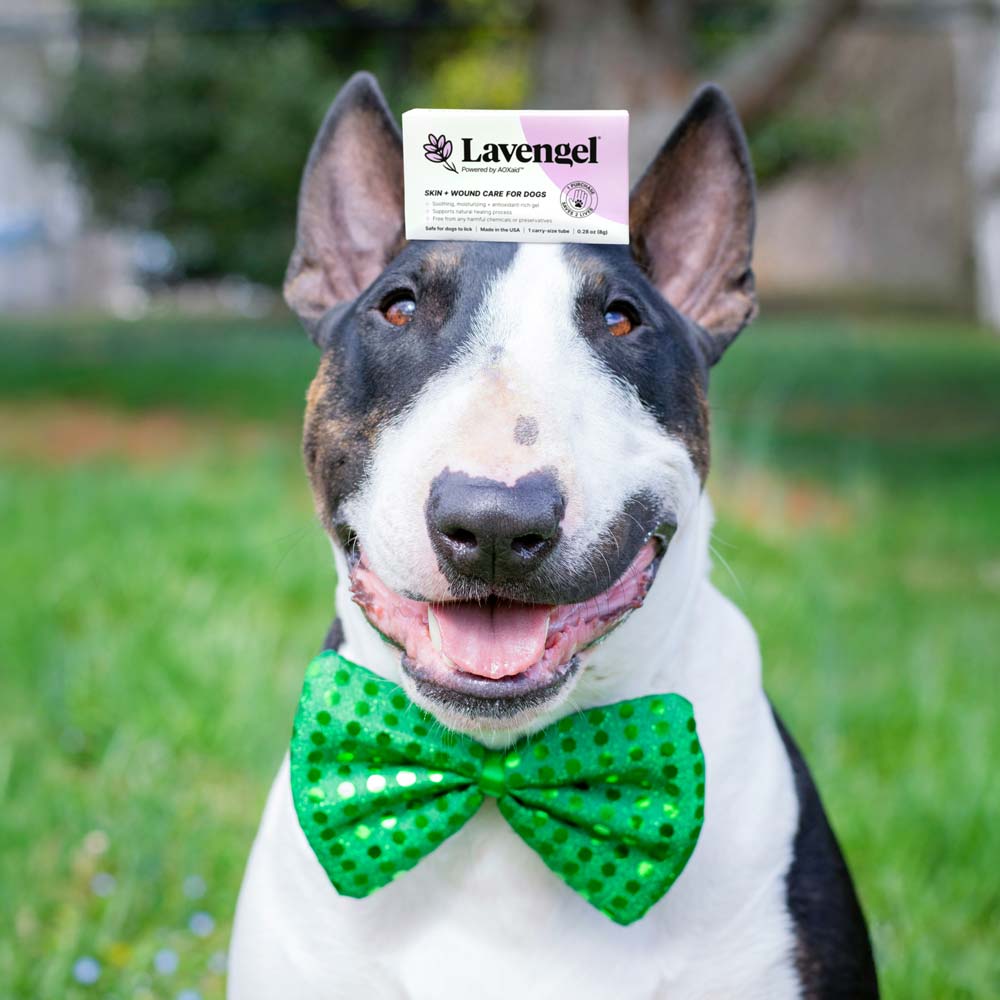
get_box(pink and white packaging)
[402,109,629,244]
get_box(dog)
[228,72,878,999]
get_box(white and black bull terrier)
[229,72,878,999]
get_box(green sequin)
[290,650,705,927]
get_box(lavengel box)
[402,109,629,244]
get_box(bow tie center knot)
[478,749,508,798]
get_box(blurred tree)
[56,30,335,283]
[52,0,532,285]
[532,0,861,176]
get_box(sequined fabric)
[290,651,705,926]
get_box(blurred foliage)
[53,0,533,284]
[50,0,857,284]
[750,111,864,184]
[56,32,333,283]
[424,28,530,109]
[689,0,775,64]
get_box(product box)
[402,109,629,244]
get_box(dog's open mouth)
[346,536,665,717]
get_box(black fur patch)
[321,617,344,652]
[563,244,712,481]
[772,707,879,998]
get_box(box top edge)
[403,109,629,117]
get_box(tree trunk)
[531,0,860,177]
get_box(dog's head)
[286,73,756,736]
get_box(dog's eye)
[604,303,636,337]
[382,295,416,327]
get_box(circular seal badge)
[560,180,598,219]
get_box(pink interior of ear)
[629,88,756,345]
[285,77,405,325]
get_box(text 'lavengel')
[403,109,629,244]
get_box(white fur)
[229,246,803,997]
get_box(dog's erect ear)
[284,72,404,340]
[630,86,757,365]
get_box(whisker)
[709,534,743,596]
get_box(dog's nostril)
[444,527,477,549]
[511,533,547,557]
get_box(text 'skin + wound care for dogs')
[402,109,629,244]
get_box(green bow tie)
[290,651,705,926]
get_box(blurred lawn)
[1,313,998,998]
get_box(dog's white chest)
[228,595,804,1000]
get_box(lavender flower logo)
[423,133,458,173]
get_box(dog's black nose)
[426,469,565,584]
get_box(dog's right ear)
[284,72,404,343]
[630,86,757,366]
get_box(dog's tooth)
[428,606,443,651]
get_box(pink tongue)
[431,602,551,679]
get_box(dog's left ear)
[284,72,404,341]
[630,85,757,365]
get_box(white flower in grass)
[182,874,206,899]
[188,911,215,937]
[72,956,100,985]
[154,948,179,975]
[90,872,117,897]
[83,830,110,856]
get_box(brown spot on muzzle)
[513,415,539,447]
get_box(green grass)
[1,313,998,998]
